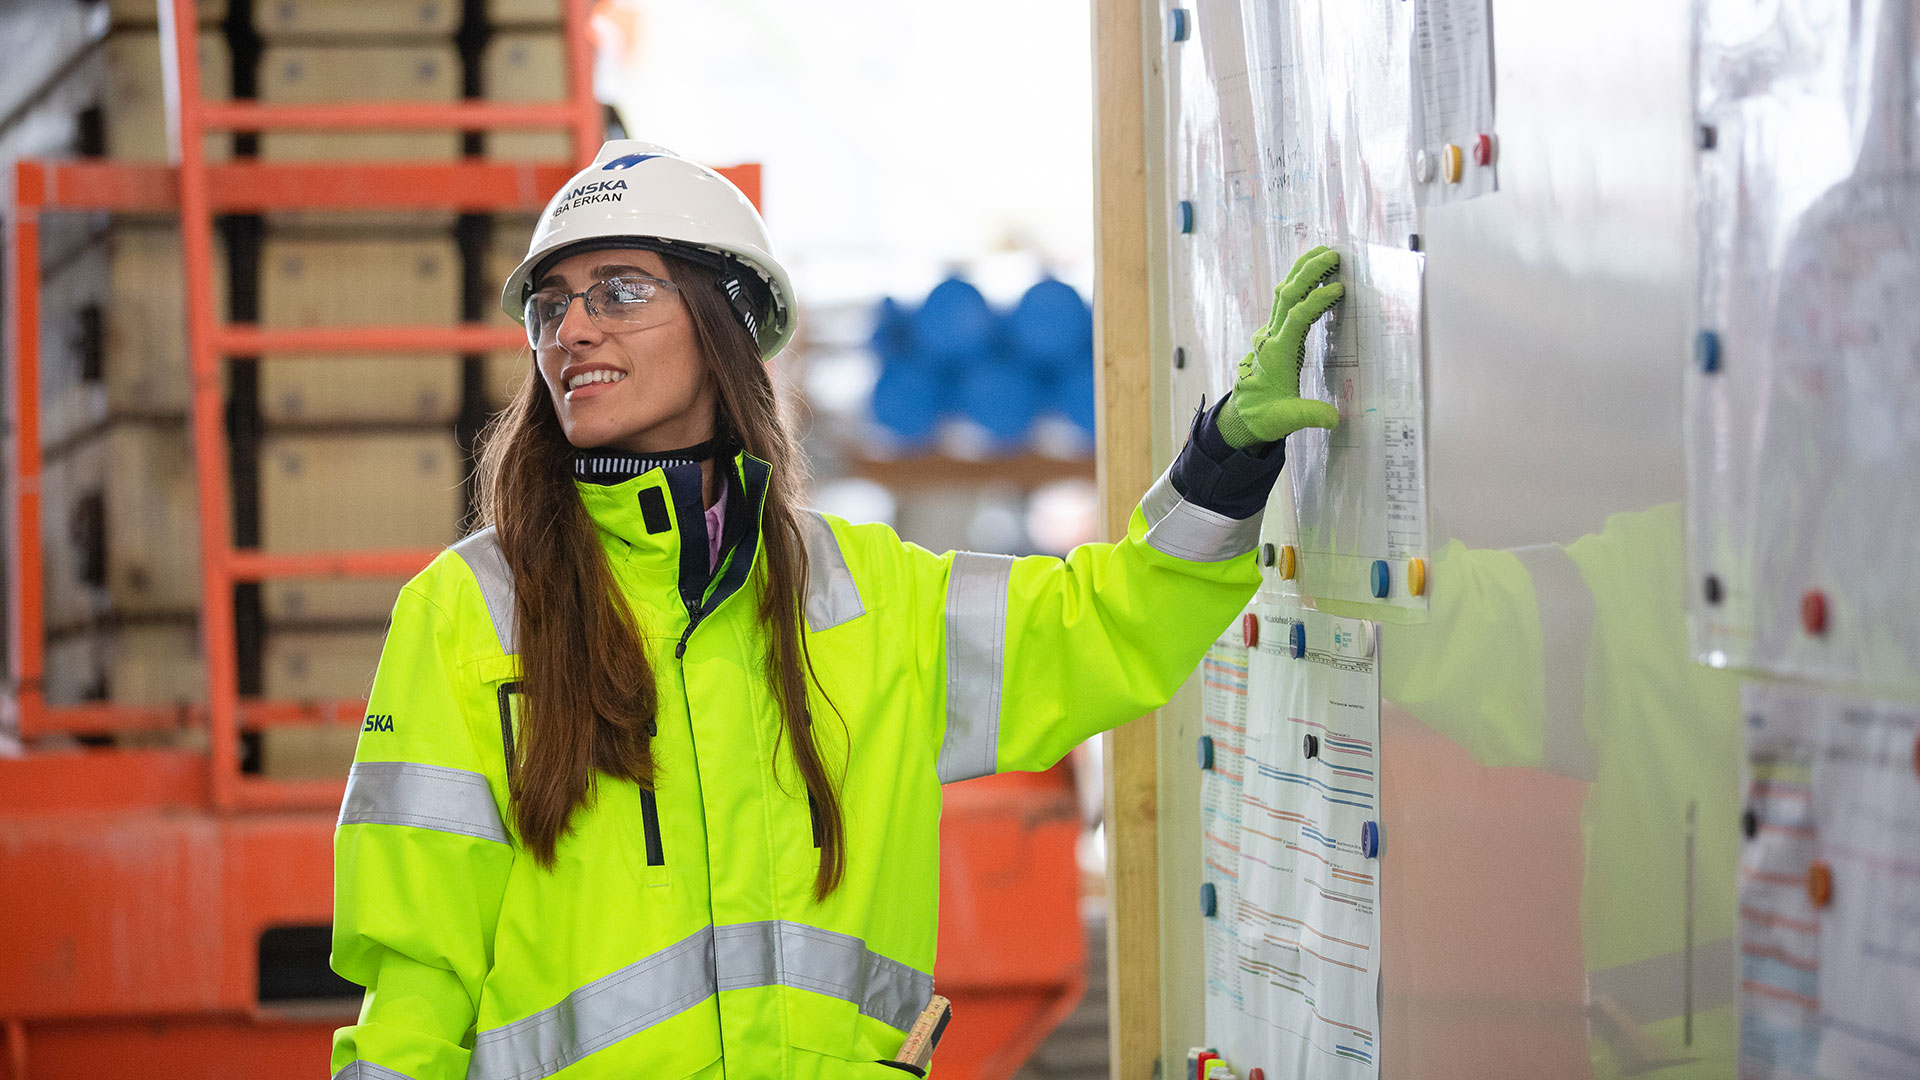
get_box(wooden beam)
[1092,0,1161,1077]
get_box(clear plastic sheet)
[1411,0,1499,205]
[1166,0,1430,619]
[1690,0,1920,689]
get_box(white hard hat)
[501,140,795,360]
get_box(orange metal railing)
[4,1,778,798]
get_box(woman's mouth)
[566,369,627,398]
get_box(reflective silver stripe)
[331,1064,416,1080]
[941,552,1014,784]
[469,927,717,1080]
[452,527,517,654]
[1511,544,1598,781]
[714,920,933,1032]
[799,510,866,632]
[338,761,509,845]
[1588,936,1736,1026]
[1138,468,1262,562]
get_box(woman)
[329,141,1343,1080]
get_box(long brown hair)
[475,254,847,899]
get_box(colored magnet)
[1241,612,1260,648]
[1442,143,1464,183]
[1249,1070,1265,1080]
[1703,575,1724,605]
[1174,346,1187,370]
[1472,133,1496,166]
[1697,123,1718,150]
[1170,7,1190,41]
[1696,329,1721,374]
[1303,733,1320,760]
[1913,734,1920,780]
[1289,621,1307,659]
[1200,882,1218,917]
[1179,200,1194,234]
[1408,557,1427,597]
[1193,1051,1219,1080]
[1279,545,1297,580]
[1801,589,1828,636]
[1197,735,1215,770]
[1361,820,1382,859]
[1807,860,1833,908]
[1742,807,1758,839]
[1414,150,1436,183]
[1259,542,1277,568]
[1370,559,1391,598]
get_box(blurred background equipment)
[0,2,1107,1077]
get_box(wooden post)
[1093,1,1160,1077]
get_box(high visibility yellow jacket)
[330,415,1282,1080]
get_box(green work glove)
[1216,245,1345,448]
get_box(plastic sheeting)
[1166,0,1430,618]
[1199,607,1384,1080]
[1690,0,1920,689]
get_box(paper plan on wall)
[1166,0,1430,618]
[1201,606,1383,1079]
[1690,0,1920,689]
[1411,0,1497,204]
[1740,685,1920,1080]
[1290,246,1428,618]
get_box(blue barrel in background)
[1005,278,1093,376]
[870,358,948,445]
[911,278,997,362]
[958,357,1043,445]
[869,296,917,364]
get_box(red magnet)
[1801,589,1828,636]
[1241,613,1260,648]
[1912,733,1920,780]
[1808,860,1834,908]
[1472,133,1496,166]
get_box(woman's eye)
[606,280,653,304]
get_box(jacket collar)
[573,451,772,624]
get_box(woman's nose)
[557,293,602,350]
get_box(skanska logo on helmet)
[602,153,661,170]
[552,178,628,217]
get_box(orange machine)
[0,3,1085,1074]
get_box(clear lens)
[524,275,680,348]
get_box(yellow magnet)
[1279,544,1297,580]
[1408,557,1428,597]
[1442,143,1464,183]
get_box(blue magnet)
[1171,7,1190,41]
[1197,734,1215,770]
[1697,329,1721,374]
[1179,200,1194,234]
[1289,620,1306,658]
[1370,559,1391,598]
[1200,881,1217,916]
[1303,733,1320,760]
[1361,820,1382,859]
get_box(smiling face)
[531,247,716,453]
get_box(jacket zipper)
[638,789,665,866]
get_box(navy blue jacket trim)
[1168,394,1286,521]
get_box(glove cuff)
[1216,396,1262,450]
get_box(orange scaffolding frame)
[4,0,755,796]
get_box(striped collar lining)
[572,439,724,484]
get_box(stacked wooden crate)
[2,0,232,709]
[3,0,574,775]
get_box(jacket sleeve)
[936,397,1288,780]
[330,581,514,1080]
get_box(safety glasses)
[523,274,682,349]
